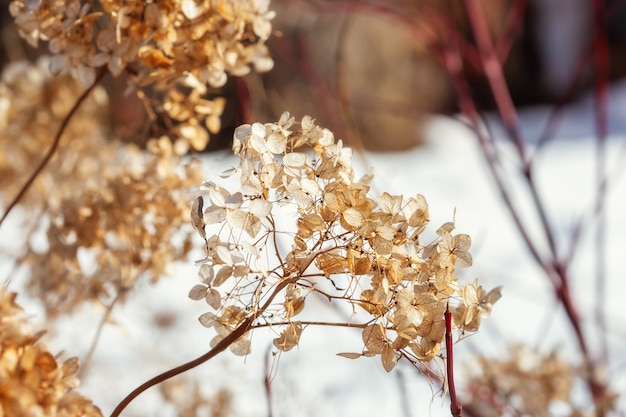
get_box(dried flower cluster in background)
[160,379,232,417]
[9,0,275,151]
[0,58,205,316]
[0,288,102,416]
[189,112,501,372]
[0,58,109,203]
[463,345,591,417]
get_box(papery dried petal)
[273,322,303,352]
[189,284,208,300]
[199,312,217,328]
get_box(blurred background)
[3,0,626,151]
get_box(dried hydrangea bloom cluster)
[0,58,109,202]
[0,288,102,416]
[25,138,205,313]
[0,60,205,315]
[463,345,618,416]
[190,113,501,371]
[9,0,275,150]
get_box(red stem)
[235,77,252,125]
[445,305,462,417]
[463,0,526,161]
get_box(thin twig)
[463,0,526,162]
[77,288,127,380]
[494,0,529,63]
[0,67,107,228]
[436,12,605,413]
[263,345,274,417]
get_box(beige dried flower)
[0,287,102,417]
[9,0,275,150]
[189,113,500,374]
[463,344,611,417]
[0,59,205,315]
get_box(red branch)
[445,305,462,417]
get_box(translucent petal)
[341,207,363,228]
[198,312,217,328]
[249,198,272,218]
[381,345,397,372]
[188,284,207,300]
[199,264,214,283]
[266,133,286,154]
[283,152,307,168]
[205,288,221,309]
[216,246,233,264]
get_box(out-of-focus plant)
[9,0,274,151]
[0,287,102,416]
[0,59,205,316]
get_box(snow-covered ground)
[3,82,626,416]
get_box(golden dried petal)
[354,257,372,275]
[342,207,365,229]
[381,344,397,372]
[297,213,326,238]
[316,252,348,276]
[380,192,403,214]
[336,352,362,359]
[138,46,173,69]
[362,323,387,354]
[273,322,303,352]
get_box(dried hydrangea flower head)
[0,57,109,202]
[190,113,501,372]
[9,0,275,150]
[0,59,205,315]
[0,287,102,416]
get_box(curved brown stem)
[109,276,296,417]
[0,67,107,228]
